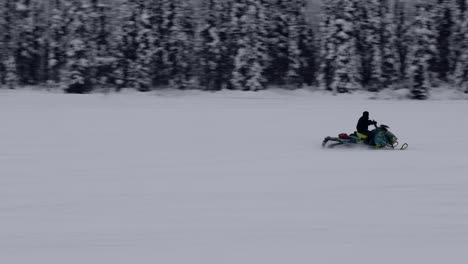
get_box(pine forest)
[1,0,468,99]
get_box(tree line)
[0,0,467,99]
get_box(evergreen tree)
[332,0,360,93]
[409,4,436,100]
[266,0,316,88]
[377,0,398,89]
[353,0,375,88]
[298,25,317,86]
[457,0,467,14]
[46,0,69,84]
[453,0,468,90]
[88,0,115,88]
[357,0,398,91]
[454,1,468,92]
[161,0,196,89]
[265,0,290,86]
[115,0,157,91]
[134,0,155,91]
[198,0,231,91]
[64,0,92,93]
[15,0,43,85]
[319,0,360,93]
[230,0,269,91]
[393,0,410,82]
[285,0,314,88]
[0,1,8,85]
[4,57,18,89]
[434,0,455,82]
[352,0,369,88]
[366,0,384,90]
[149,0,165,87]
[115,0,138,90]
[318,0,337,91]
[0,0,18,88]
[454,23,468,92]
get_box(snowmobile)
[322,124,408,150]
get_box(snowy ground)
[1,89,468,264]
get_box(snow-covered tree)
[15,0,43,85]
[457,0,468,14]
[298,25,317,86]
[4,57,18,89]
[64,0,93,93]
[362,0,384,90]
[114,1,138,90]
[161,0,196,89]
[135,1,155,91]
[88,0,115,88]
[265,0,290,86]
[452,0,468,92]
[393,0,410,82]
[285,0,314,88]
[115,0,158,91]
[0,2,8,86]
[376,0,398,89]
[319,0,360,93]
[0,0,18,88]
[454,0,468,92]
[331,17,360,93]
[353,0,398,91]
[46,0,70,84]
[409,4,437,100]
[433,0,455,82]
[198,0,232,91]
[352,0,372,88]
[266,0,316,88]
[454,23,468,92]
[230,0,269,91]
[319,0,337,91]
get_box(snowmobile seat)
[355,131,368,139]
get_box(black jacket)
[357,116,376,133]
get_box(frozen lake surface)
[1,89,467,264]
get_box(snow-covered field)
[1,89,467,264]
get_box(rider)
[356,111,377,138]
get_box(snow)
[1,89,468,264]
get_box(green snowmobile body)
[322,125,407,150]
